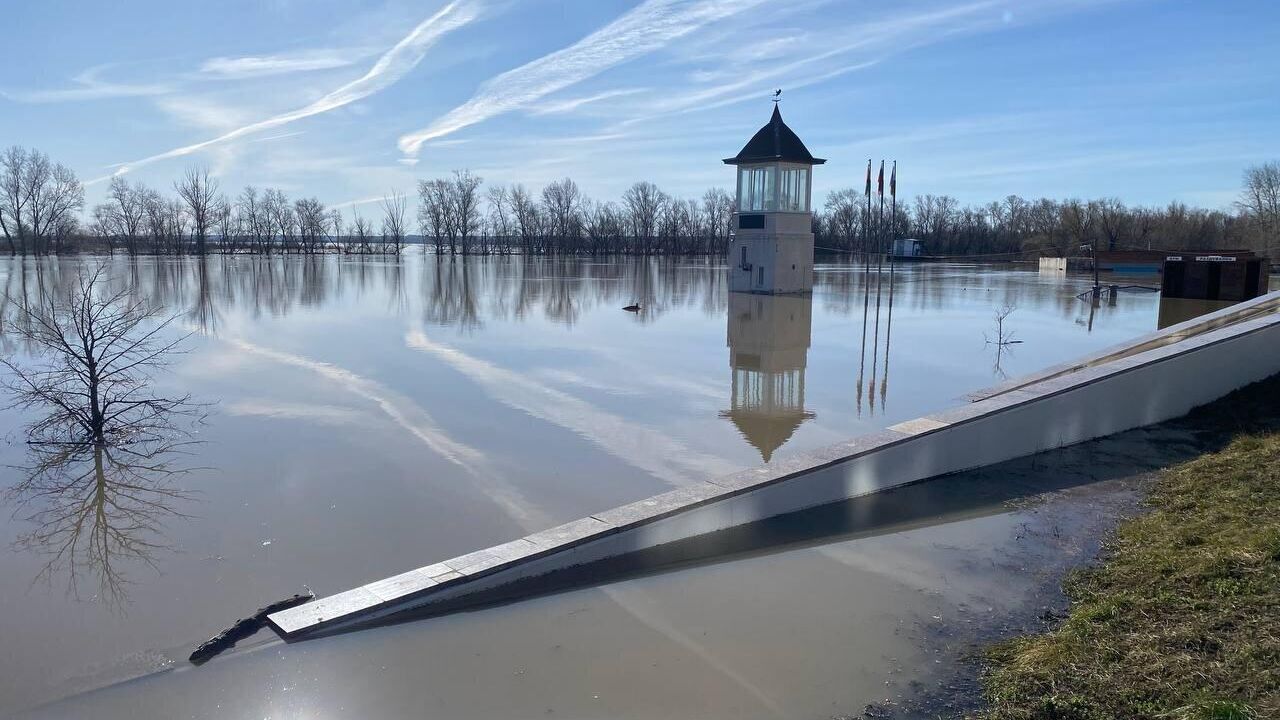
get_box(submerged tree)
[1,265,204,605]
[1,266,199,446]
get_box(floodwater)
[0,254,1271,717]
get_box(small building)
[724,106,824,294]
[1098,248,1256,274]
[1161,253,1267,301]
[892,238,924,258]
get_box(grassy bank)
[975,420,1280,720]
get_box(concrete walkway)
[270,292,1280,638]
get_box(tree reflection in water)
[1,265,203,609]
[8,440,197,608]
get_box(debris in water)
[189,590,315,665]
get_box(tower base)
[728,232,814,294]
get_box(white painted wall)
[274,296,1280,636]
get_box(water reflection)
[425,257,482,330]
[1,254,1173,338]
[1156,297,1236,329]
[1,267,203,608]
[7,440,196,609]
[722,293,814,462]
[856,261,897,416]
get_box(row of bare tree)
[87,170,411,256]
[0,147,84,255]
[3,144,1277,259]
[819,163,1280,260]
[416,172,736,256]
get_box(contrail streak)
[398,0,763,156]
[94,1,478,183]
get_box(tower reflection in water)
[721,293,815,463]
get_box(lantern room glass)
[737,165,776,212]
[737,164,809,213]
[779,167,809,212]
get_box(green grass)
[974,419,1280,720]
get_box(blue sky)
[3,0,1277,214]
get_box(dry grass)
[975,422,1280,720]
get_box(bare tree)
[175,167,219,254]
[1239,161,1280,222]
[451,170,483,255]
[623,181,667,254]
[2,267,202,605]
[417,178,450,254]
[0,147,84,255]
[702,187,734,254]
[984,303,1019,347]
[349,214,373,254]
[823,188,864,252]
[1094,197,1129,252]
[214,195,235,253]
[104,177,147,254]
[984,303,1021,379]
[329,208,344,251]
[236,186,266,253]
[0,146,27,254]
[1,265,202,447]
[294,197,328,253]
[380,191,408,254]
[510,184,540,254]
[542,177,581,250]
[263,188,293,252]
[1239,162,1280,255]
[485,185,512,253]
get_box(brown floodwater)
[0,254,1272,716]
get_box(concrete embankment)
[269,292,1280,638]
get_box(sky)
[2,0,1277,215]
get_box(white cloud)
[155,93,258,132]
[397,0,765,156]
[642,0,1004,118]
[199,48,373,79]
[2,65,170,104]
[226,334,544,530]
[330,195,385,209]
[250,130,306,143]
[405,329,736,486]
[528,88,648,116]
[226,399,369,425]
[97,0,480,182]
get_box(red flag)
[864,159,872,197]
[890,161,896,199]
[877,160,884,195]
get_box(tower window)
[737,165,777,212]
[779,167,809,212]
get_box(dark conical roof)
[719,408,815,463]
[723,105,825,166]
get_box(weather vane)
[772,88,782,104]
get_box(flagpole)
[858,159,871,415]
[883,160,897,410]
[870,160,885,414]
[888,160,897,287]
[863,158,872,304]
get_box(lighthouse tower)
[724,104,825,294]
